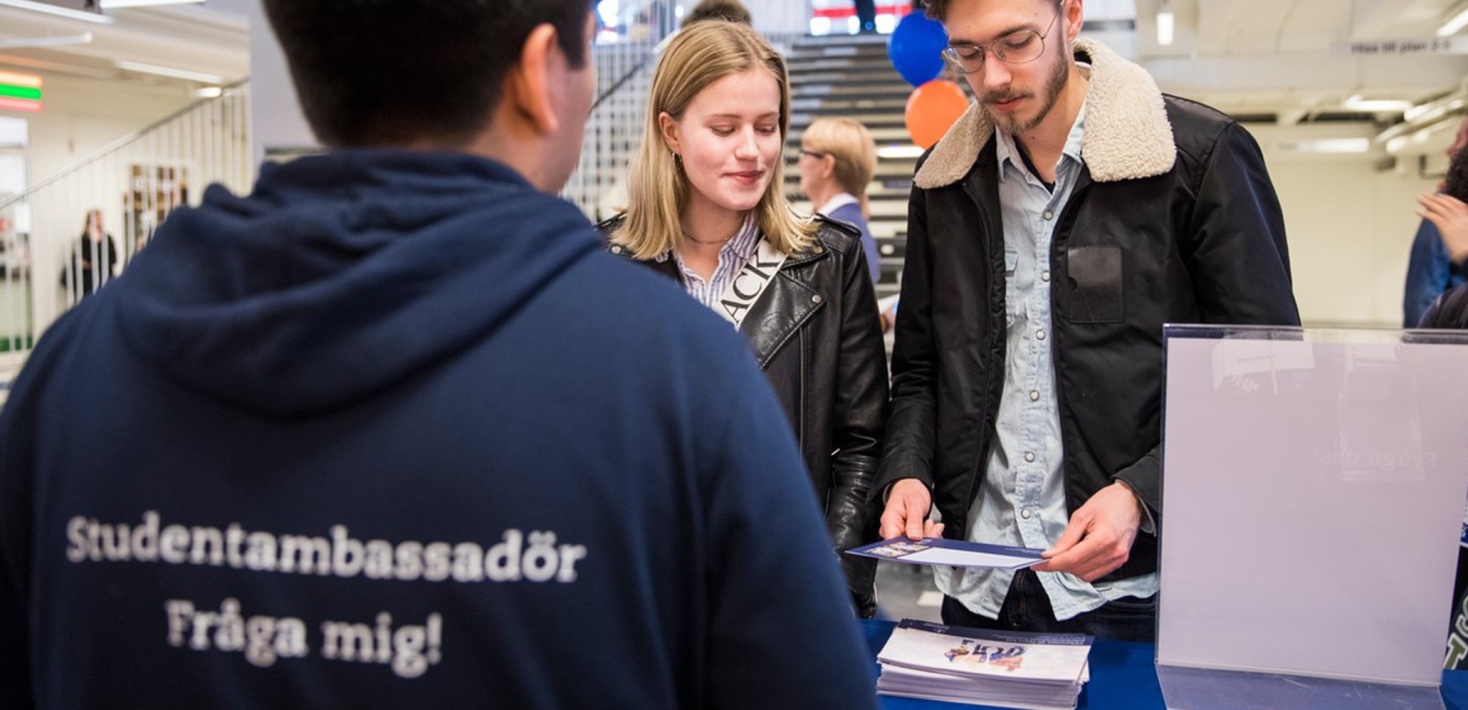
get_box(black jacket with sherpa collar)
[877,37,1301,582]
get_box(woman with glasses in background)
[797,117,881,285]
[604,20,888,617]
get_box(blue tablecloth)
[862,619,1468,709]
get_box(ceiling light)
[877,146,926,159]
[1157,0,1175,46]
[0,32,92,50]
[1278,138,1371,154]
[100,0,204,6]
[0,97,42,113]
[193,86,222,98]
[115,60,223,84]
[1344,95,1413,113]
[0,0,113,24]
[0,71,41,88]
[1439,5,1468,36]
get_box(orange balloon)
[904,79,970,150]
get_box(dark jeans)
[940,568,1156,643]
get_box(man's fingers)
[1043,513,1089,559]
[904,496,927,540]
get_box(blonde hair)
[612,21,815,260]
[803,117,878,217]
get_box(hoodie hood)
[114,149,600,418]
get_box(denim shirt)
[1403,217,1468,327]
[934,104,1158,620]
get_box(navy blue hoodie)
[0,151,877,708]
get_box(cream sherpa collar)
[913,37,1175,189]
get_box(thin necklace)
[683,230,735,245]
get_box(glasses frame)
[798,149,828,160]
[940,6,1063,75]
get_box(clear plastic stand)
[1156,326,1468,710]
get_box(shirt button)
[1036,330,1046,341]
[1043,210,1054,220]
[1029,390,1040,401]
[1041,271,1051,282]
[1020,509,1032,519]
[1024,452,1035,463]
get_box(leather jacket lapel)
[739,248,827,368]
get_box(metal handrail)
[0,77,250,212]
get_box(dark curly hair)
[1446,131,1468,204]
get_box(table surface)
[862,619,1468,709]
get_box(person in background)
[606,20,889,618]
[877,0,1299,641]
[1418,143,1468,669]
[61,208,117,300]
[1404,114,1468,327]
[0,1,878,707]
[798,116,882,285]
[682,0,751,26]
[855,0,878,33]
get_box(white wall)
[1235,121,1439,328]
[1265,156,1435,328]
[24,73,197,186]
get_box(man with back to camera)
[0,1,879,707]
[876,0,1300,641]
[1404,114,1468,327]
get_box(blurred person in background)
[60,208,117,300]
[1404,114,1468,327]
[798,117,882,285]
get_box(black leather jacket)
[603,215,889,615]
[878,38,1301,583]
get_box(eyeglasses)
[797,149,827,160]
[940,5,1062,74]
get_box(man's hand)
[1032,482,1142,582]
[1419,192,1468,265]
[879,478,944,540]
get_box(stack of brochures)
[875,619,1093,709]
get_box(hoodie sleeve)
[0,368,36,708]
[698,350,878,710]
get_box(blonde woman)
[798,117,881,284]
[604,20,888,617]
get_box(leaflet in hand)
[846,537,1044,568]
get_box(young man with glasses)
[875,0,1300,641]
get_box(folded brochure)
[846,537,1044,568]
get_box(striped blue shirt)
[659,216,762,315]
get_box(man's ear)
[657,111,680,154]
[820,154,836,180]
[1063,0,1084,43]
[504,23,563,135]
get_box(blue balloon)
[888,12,948,87]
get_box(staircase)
[783,32,922,301]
